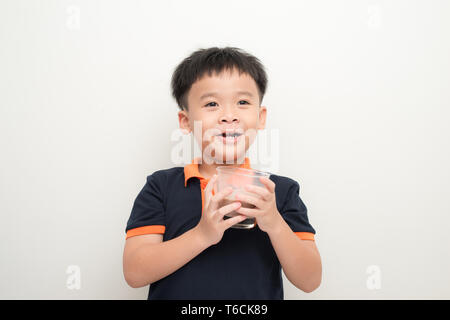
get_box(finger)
[208,186,234,213]
[235,206,259,217]
[204,174,217,206]
[216,201,242,219]
[243,184,271,201]
[235,192,264,209]
[259,176,275,193]
[222,214,247,230]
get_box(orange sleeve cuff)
[295,232,315,241]
[126,225,165,240]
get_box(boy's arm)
[123,176,246,288]
[267,218,322,293]
[235,178,322,293]
[123,228,208,288]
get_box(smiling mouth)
[215,132,243,144]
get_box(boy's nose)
[219,104,240,123]
[219,111,239,123]
[220,116,239,123]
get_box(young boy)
[123,47,321,299]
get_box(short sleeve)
[280,180,316,241]
[125,173,166,239]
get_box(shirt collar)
[184,157,252,187]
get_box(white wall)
[1,0,449,299]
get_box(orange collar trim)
[184,157,252,187]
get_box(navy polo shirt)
[125,157,316,300]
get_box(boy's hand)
[234,177,283,234]
[194,174,247,247]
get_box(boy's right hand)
[194,174,247,247]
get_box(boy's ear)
[258,106,267,130]
[178,110,191,133]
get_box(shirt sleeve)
[125,173,166,239]
[280,180,316,241]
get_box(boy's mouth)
[215,131,244,144]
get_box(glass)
[216,166,271,229]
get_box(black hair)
[171,47,268,111]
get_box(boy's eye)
[204,100,250,107]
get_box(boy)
[123,47,321,299]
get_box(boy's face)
[178,68,267,164]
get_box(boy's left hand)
[235,177,283,233]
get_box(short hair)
[171,47,268,111]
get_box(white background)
[1,0,449,299]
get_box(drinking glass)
[216,166,271,229]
